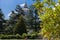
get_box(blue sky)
[0,0,58,19]
[0,0,34,19]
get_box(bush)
[0,34,22,39]
[21,33,27,38]
[0,32,39,39]
[27,32,38,39]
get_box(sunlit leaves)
[40,5,60,39]
[33,0,60,39]
[33,1,43,10]
[43,0,47,3]
[58,0,60,2]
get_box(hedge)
[0,33,40,39]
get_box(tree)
[15,5,24,15]
[29,5,40,32]
[9,11,17,26]
[7,5,24,34]
[6,11,17,34]
[13,15,27,35]
[40,5,60,40]
[0,9,5,32]
[33,0,60,40]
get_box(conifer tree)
[13,15,27,35]
[0,9,4,32]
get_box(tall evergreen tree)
[0,9,4,32]
[15,5,24,15]
[13,15,27,35]
[9,11,16,26]
[29,5,40,32]
[6,11,16,34]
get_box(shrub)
[0,33,39,39]
[0,35,22,39]
[27,32,38,39]
[21,33,27,38]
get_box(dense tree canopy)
[1,0,60,39]
[34,0,60,40]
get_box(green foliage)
[5,26,13,35]
[33,0,60,40]
[0,33,39,39]
[9,11,17,26]
[40,5,60,39]
[0,9,5,32]
[33,1,43,10]
[27,32,38,39]
[0,34,21,39]
[13,15,27,35]
[0,9,4,18]
[30,33,37,39]
[21,33,27,38]
[58,0,60,3]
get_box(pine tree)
[15,5,24,15]
[13,15,27,35]
[9,11,16,26]
[0,9,4,32]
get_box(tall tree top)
[0,9,4,18]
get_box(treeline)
[0,3,41,39]
[1,0,60,39]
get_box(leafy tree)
[34,0,60,40]
[13,15,27,35]
[33,0,43,10]
[43,0,55,5]
[40,5,60,40]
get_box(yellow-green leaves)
[33,1,43,10]
[43,0,47,3]
[58,0,60,3]
[40,6,60,39]
[33,0,60,39]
